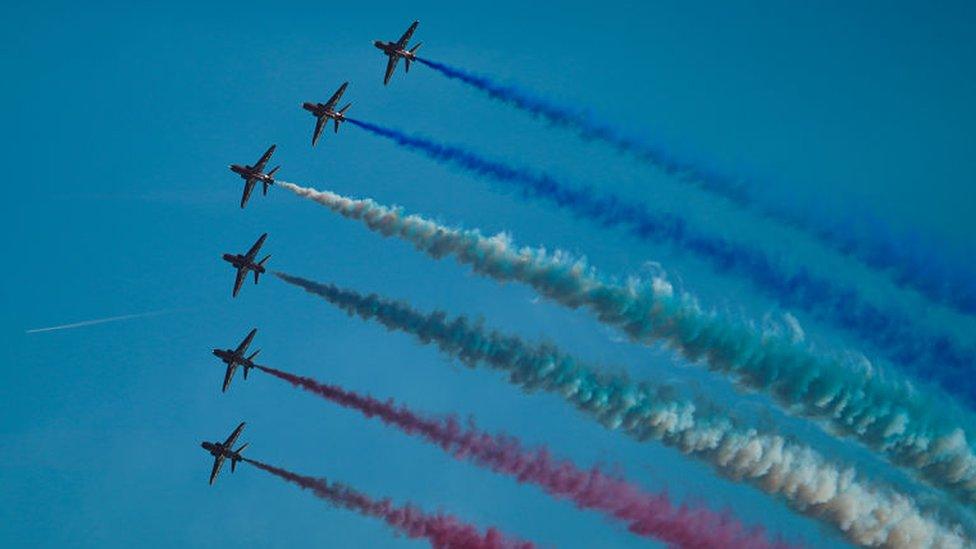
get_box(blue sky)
[3,1,975,547]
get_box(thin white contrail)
[26,310,172,334]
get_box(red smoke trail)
[244,457,531,549]
[255,364,790,549]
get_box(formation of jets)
[207,20,422,486]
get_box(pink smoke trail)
[255,364,791,549]
[244,457,531,549]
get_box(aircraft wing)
[209,454,225,485]
[235,328,257,354]
[253,144,276,172]
[221,362,238,392]
[232,267,247,298]
[312,116,327,146]
[383,56,400,85]
[240,178,257,209]
[244,233,268,261]
[223,422,246,448]
[397,21,419,48]
[324,82,348,110]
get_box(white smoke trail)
[25,310,172,334]
[277,181,976,510]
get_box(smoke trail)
[273,273,969,548]
[415,57,976,321]
[254,364,784,549]
[245,457,531,549]
[276,182,976,508]
[25,310,173,334]
[343,118,976,404]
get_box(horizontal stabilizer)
[254,256,270,284]
[406,43,422,72]
[266,165,280,193]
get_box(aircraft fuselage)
[374,41,414,59]
[229,164,272,182]
[213,348,256,368]
[302,102,344,121]
[201,441,242,460]
[222,254,266,274]
[212,348,239,364]
[201,440,223,457]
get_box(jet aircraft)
[222,233,270,298]
[200,422,248,485]
[302,82,351,147]
[228,145,280,208]
[374,21,421,85]
[212,328,262,392]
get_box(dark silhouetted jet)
[228,145,280,208]
[374,21,421,85]
[200,422,248,485]
[302,82,351,147]
[222,233,270,298]
[212,328,261,392]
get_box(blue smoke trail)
[275,272,970,547]
[343,119,976,408]
[277,182,976,510]
[415,57,976,321]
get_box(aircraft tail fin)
[405,43,422,71]
[266,166,280,190]
[230,442,249,473]
[254,255,271,283]
[244,350,260,379]
[335,104,351,132]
